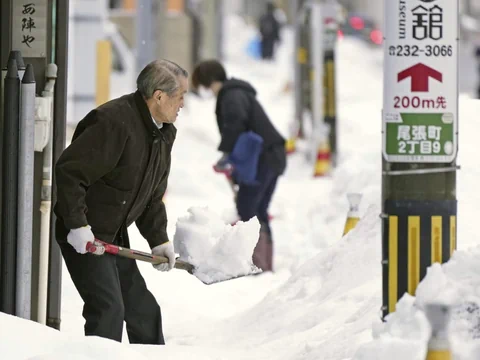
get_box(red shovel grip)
[86,238,195,273]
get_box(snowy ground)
[2,14,480,360]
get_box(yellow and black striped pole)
[289,0,310,156]
[322,3,337,166]
[381,0,459,319]
[383,201,456,315]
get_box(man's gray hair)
[137,59,189,98]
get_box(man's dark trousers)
[59,239,165,344]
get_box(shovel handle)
[87,239,195,274]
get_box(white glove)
[152,241,176,271]
[67,225,96,254]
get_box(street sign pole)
[381,0,459,318]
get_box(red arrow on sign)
[397,63,442,92]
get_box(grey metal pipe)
[38,63,58,325]
[10,50,25,79]
[1,51,25,133]
[1,56,20,315]
[16,64,36,320]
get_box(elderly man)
[54,59,188,344]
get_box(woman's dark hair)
[191,60,227,89]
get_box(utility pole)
[310,0,327,175]
[287,0,304,154]
[322,0,338,166]
[382,0,458,318]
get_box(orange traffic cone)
[313,138,331,177]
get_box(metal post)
[311,0,324,141]
[136,0,156,74]
[47,0,69,330]
[2,51,25,135]
[8,51,26,80]
[322,0,338,166]
[287,0,302,154]
[0,0,12,296]
[1,56,20,315]
[382,0,458,318]
[37,64,57,325]
[299,2,311,137]
[16,63,36,320]
[311,1,331,176]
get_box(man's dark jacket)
[54,91,176,249]
[215,78,286,175]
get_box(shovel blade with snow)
[86,239,262,285]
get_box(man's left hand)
[152,241,176,271]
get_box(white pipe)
[16,64,36,320]
[37,64,57,325]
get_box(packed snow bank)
[0,313,150,360]
[353,246,480,360]
[173,207,261,284]
[186,204,383,360]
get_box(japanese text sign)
[12,1,48,58]
[383,0,458,163]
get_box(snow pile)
[353,246,480,360]
[0,313,151,360]
[202,204,383,360]
[173,206,261,284]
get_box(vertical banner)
[383,0,458,163]
[12,1,48,58]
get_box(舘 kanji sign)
[383,0,458,163]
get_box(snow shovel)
[86,239,262,285]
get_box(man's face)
[156,76,188,124]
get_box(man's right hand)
[213,152,233,175]
[67,225,96,254]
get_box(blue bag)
[228,131,264,185]
[246,36,262,59]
